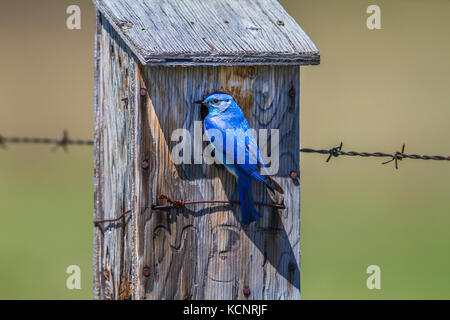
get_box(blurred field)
[0,0,449,299]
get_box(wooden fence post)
[93,0,319,300]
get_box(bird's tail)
[237,177,261,225]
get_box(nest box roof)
[93,0,320,66]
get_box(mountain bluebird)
[195,93,283,224]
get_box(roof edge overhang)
[140,54,320,67]
[95,0,320,67]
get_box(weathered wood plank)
[135,65,300,299]
[93,14,138,300]
[92,0,319,66]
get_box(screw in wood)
[288,261,296,273]
[243,286,251,297]
[143,266,151,277]
[290,171,298,180]
[289,88,295,97]
[141,160,149,170]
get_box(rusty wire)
[300,143,450,169]
[152,194,286,210]
[93,209,132,224]
[94,194,285,228]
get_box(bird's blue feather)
[202,93,276,224]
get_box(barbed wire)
[2,132,448,228]
[300,142,450,169]
[0,130,93,151]
[152,194,286,210]
[1,132,449,169]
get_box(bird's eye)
[213,99,219,104]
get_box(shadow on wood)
[139,65,301,299]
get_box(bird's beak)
[194,100,204,105]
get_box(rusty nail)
[140,88,147,96]
[143,266,151,277]
[142,160,149,170]
[243,286,251,297]
[289,88,295,98]
[288,261,296,272]
[290,171,298,180]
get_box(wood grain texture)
[94,13,301,300]
[94,14,139,300]
[92,0,319,66]
[135,65,301,300]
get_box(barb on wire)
[381,143,405,169]
[152,194,286,210]
[326,142,343,162]
[300,142,450,169]
[0,130,93,150]
[2,131,450,169]
[0,135,6,149]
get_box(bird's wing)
[246,138,270,175]
[205,114,271,183]
[205,109,284,194]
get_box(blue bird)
[195,93,283,225]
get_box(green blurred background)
[0,0,449,299]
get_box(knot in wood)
[118,20,134,29]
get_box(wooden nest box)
[93,0,319,300]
